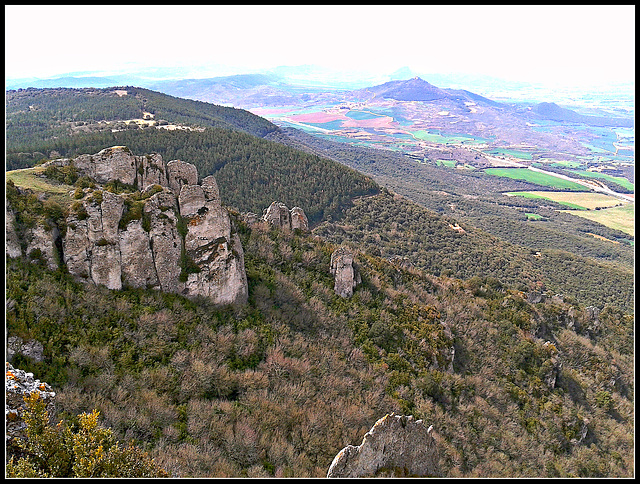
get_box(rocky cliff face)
[7,147,248,306]
[179,175,248,304]
[330,247,361,298]
[5,201,22,259]
[327,413,440,477]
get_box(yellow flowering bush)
[6,393,168,478]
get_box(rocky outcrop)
[6,363,56,450]
[330,247,360,298]
[527,291,546,304]
[327,413,440,477]
[167,159,199,195]
[137,153,168,191]
[65,146,196,194]
[290,207,309,232]
[7,337,45,363]
[24,224,59,271]
[73,146,138,186]
[262,201,309,232]
[8,147,248,306]
[179,176,248,305]
[263,201,292,230]
[5,201,22,258]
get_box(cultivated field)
[485,168,586,190]
[567,169,635,191]
[507,191,625,210]
[562,203,635,236]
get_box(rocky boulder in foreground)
[327,413,440,477]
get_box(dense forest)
[6,87,278,158]
[5,127,378,225]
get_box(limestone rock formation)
[7,337,45,363]
[263,201,291,230]
[5,201,22,258]
[24,224,59,271]
[527,291,546,304]
[179,176,248,305]
[167,159,199,195]
[137,153,169,191]
[6,363,56,450]
[330,247,360,298]
[290,206,309,232]
[73,146,138,186]
[262,201,309,232]
[327,413,440,477]
[8,146,248,306]
[144,189,183,293]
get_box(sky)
[5,5,635,89]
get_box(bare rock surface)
[119,219,159,289]
[290,206,309,232]
[7,337,45,363]
[327,413,440,477]
[6,363,56,449]
[24,224,59,271]
[5,201,22,258]
[263,201,292,230]
[137,153,168,190]
[73,146,138,186]
[262,202,310,232]
[166,159,198,196]
[181,181,248,305]
[330,247,360,298]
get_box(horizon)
[5,5,635,92]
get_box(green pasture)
[549,160,584,168]
[485,168,586,190]
[437,159,457,168]
[525,213,544,220]
[567,169,634,191]
[6,166,74,206]
[345,110,385,120]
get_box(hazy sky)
[5,5,635,88]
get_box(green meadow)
[568,169,635,191]
[485,168,586,190]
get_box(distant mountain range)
[6,67,632,128]
[530,101,634,127]
[351,77,503,107]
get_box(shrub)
[6,393,168,478]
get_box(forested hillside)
[5,88,634,310]
[5,128,378,225]
[6,87,278,162]
[6,220,634,477]
[5,87,634,478]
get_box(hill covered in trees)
[6,218,634,477]
[5,87,634,477]
[6,86,278,164]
